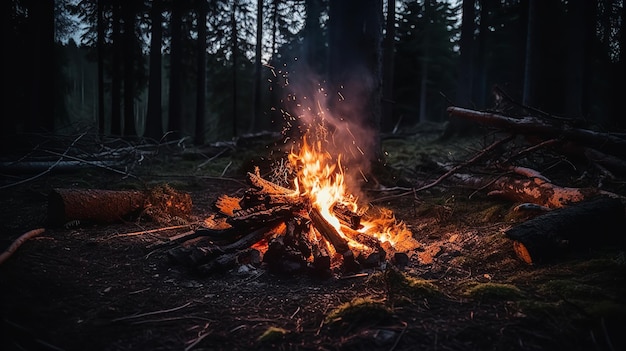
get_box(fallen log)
[47,185,193,226]
[48,188,147,226]
[505,197,625,264]
[448,166,623,209]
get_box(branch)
[0,228,46,265]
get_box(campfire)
[168,125,419,276]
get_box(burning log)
[228,204,295,227]
[308,208,361,272]
[332,203,361,229]
[308,207,350,254]
[505,197,625,264]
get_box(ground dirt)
[1,131,625,351]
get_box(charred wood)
[168,223,278,267]
[227,204,294,227]
[332,203,361,229]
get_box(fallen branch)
[451,167,622,208]
[447,106,626,157]
[0,133,86,190]
[0,228,46,265]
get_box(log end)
[512,241,533,265]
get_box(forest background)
[1,0,624,149]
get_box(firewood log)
[308,207,350,254]
[332,203,361,229]
[246,171,296,195]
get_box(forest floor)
[1,127,625,351]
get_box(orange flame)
[288,133,416,252]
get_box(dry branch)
[0,228,46,265]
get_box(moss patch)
[367,267,441,304]
[464,282,524,300]
[257,326,288,343]
[325,297,392,326]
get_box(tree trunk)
[564,0,594,119]
[97,0,106,135]
[122,1,137,137]
[26,0,55,133]
[111,2,123,136]
[145,0,164,141]
[231,1,239,138]
[168,1,184,139]
[442,0,474,138]
[251,0,263,133]
[195,0,208,145]
[381,0,396,132]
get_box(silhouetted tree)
[110,0,122,135]
[442,0,475,138]
[195,0,208,145]
[145,0,164,140]
[231,0,239,137]
[96,0,106,135]
[122,1,138,136]
[381,0,396,132]
[168,0,184,139]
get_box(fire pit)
[168,127,419,277]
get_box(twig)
[0,228,46,265]
[220,161,233,177]
[389,321,408,351]
[185,329,210,351]
[109,225,192,238]
[197,148,230,169]
[111,302,193,322]
[42,150,141,180]
[372,136,514,203]
[0,133,86,190]
[501,138,560,165]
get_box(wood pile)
[167,170,409,277]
